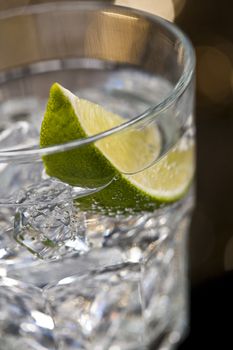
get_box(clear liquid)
[0,64,194,350]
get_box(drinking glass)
[0,2,195,349]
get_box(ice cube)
[0,162,43,201]
[0,100,42,202]
[45,264,144,350]
[0,121,38,151]
[0,277,56,350]
[14,180,89,260]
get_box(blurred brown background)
[0,0,232,287]
[175,0,233,286]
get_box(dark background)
[176,0,233,348]
[177,0,233,288]
[0,0,233,348]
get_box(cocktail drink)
[0,3,195,350]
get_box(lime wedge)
[40,83,194,212]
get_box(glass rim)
[0,1,195,162]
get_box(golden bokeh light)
[196,45,233,104]
[115,0,175,22]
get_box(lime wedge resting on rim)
[40,83,194,213]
